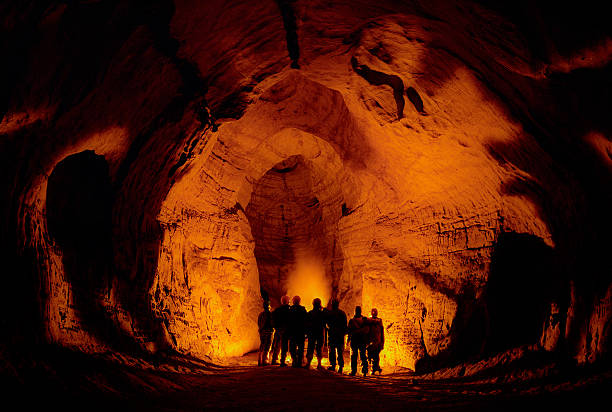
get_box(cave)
[46,150,117,346]
[1,0,611,410]
[246,154,345,308]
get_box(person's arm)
[381,320,385,349]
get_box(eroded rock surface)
[1,0,611,371]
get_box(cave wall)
[1,0,611,369]
[245,154,345,308]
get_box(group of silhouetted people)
[257,296,384,376]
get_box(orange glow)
[287,251,331,310]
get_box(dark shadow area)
[46,150,137,350]
[414,284,488,373]
[2,342,610,412]
[351,57,405,120]
[419,232,569,372]
[0,0,219,351]
[448,285,489,362]
[485,232,567,353]
[405,86,425,114]
[275,0,300,69]
[0,3,48,120]
[473,0,612,62]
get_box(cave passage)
[46,151,118,345]
[245,155,344,309]
[485,232,567,353]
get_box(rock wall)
[1,0,611,369]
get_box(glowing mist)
[286,251,331,310]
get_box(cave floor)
[3,346,610,411]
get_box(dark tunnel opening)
[245,155,344,309]
[485,231,568,353]
[46,150,132,349]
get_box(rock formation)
[1,0,611,373]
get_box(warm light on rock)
[1,1,611,407]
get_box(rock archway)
[150,72,370,359]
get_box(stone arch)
[242,130,358,311]
[152,74,372,360]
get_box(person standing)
[257,300,274,366]
[271,295,291,366]
[326,298,347,373]
[289,295,307,367]
[347,306,370,376]
[305,298,327,369]
[367,308,384,374]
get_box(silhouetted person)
[271,295,292,366]
[257,300,274,366]
[367,308,384,374]
[348,306,370,376]
[305,298,327,369]
[289,295,307,367]
[326,298,347,373]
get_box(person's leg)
[350,343,358,375]
[372,348,381,373]
[337,341,345,372]
[288,336,296,365]
[262,333,273,365]
[359,345,368,375]
[328,342,337,369]
[258,335,265,366]
[271,331,281,364]
[296,337,305,367]
[315,335,323,367]
[305,334,314,367]
[280,331,289,366]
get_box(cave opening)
[46,150,118,345]
[245,155,345,310]
[485,232,567,353]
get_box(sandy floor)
[3,347,610,411]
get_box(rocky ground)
[2,346,610,411]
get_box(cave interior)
[1,0,611,409]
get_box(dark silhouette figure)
[276,0,300,68]
[348,306,370,376]
[271,295,292,366]
[305,298,327,369]
[326,299,348,373]
[367,308,384,374]
[289,295,307,367]
[257,300,274,366]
